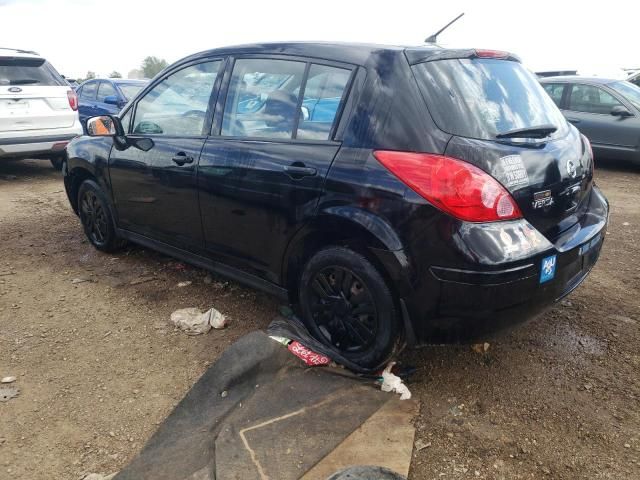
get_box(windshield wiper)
[496,124,557,139]
[9,79,40,85]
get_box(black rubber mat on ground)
[113,331,392,480]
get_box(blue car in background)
[77,78,147,132]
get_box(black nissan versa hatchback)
[63,42,609,368]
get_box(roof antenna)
[425,13,465,44]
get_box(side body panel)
[109,137,205,249]
[198,139,339,283]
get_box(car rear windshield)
[0,57,65,86]
[412,58,567,140]
[611,81,640,111]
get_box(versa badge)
[532,190,554,209]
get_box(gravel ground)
[0,158,638,480]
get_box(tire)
[299,246,399,368]
[77,179,122,252]
[50,156,64,170]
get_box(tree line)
[76,56,169,83]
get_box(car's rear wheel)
[77,179,122,252]
[299,247,399,368]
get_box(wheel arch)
[282,208,410,305]
[65,162,102,214]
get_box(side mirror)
[86,115,123,137]
[611,105,632,117]
[103,95,121,106]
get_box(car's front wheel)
[299,247,400,368]
[77,179,122,252]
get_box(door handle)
[567,118,581,124]
[172,152,194,166]
[283,163,317,179]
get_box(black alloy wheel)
[77,179,122,252]
[299,247,399,368]
[80,189,108,245]
[308,266,378,353]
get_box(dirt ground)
[0,158,638,480]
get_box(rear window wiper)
[9,79,40,85]
[496,124,557,139]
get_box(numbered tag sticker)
[540,255,557,284]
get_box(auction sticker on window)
[499,155,529,188]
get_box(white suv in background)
[0,48,82,169]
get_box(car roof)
[179,41,444,66]
[540,75,619,85]
[0,47,42,60]
[81,78,147,84]
[112,79,147,84]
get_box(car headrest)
[263,90,297,128]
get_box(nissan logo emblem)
[8,87,22,93]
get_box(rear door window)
[297,64,351,140]
[542,83,566,108]
[80,81,97,101]
[221,58,306,139]
[568,84,622,114]
[0,58,64,86]
[412,59,568,140]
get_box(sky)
[1,0,638,80]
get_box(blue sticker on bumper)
[540,255,557,283]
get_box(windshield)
[0,58,65,86]
[118,83,145,101]
[412,59,568,141]
[611,81,640,111]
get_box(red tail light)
[373,151,522,222]
[67,89,78,111]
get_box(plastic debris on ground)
[287,340,331,366]
[267,315,378,373]
[380,362,412,400]
[1,376,16,384]
[170,307,227,335]
[0,386,20,402]
[268,334,330,367]
[472,342,491,353]
[82,473,116,480]
[268,335,291,347]
[327,465,406,480]
[201,307,227,329]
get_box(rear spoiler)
[0,57,46,67]
[405,48,520,65]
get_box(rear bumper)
[0,125,82,158]
[401,185,609,342]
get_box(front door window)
[132,61,221,136]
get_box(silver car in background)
[541,76,640,165]
[0,48,82,170]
